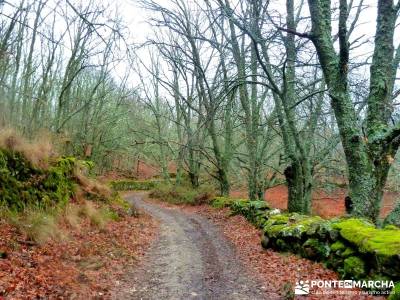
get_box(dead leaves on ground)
[0,212,157,299]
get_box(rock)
[269,208,281,215]
[325,253,344,269]
[261,234,269,249]
[331,241,346,253]
[343,256,367,279]
[388,282,400,300]
[302,238,330,260]
[333,218,400,277]
[0,251,7,259]
[276,238,290,251]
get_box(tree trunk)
[285,158,312,214]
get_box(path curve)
[113,192,273,300]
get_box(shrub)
[77,201,116,229]
[0,144,111,210]
[211,196,235,208]
[149,182,214,205]
[5,208,64,244]
[0,128,56,169]
[109,179,159,191]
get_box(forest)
[1,0,400,299]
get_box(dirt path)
[114,192,272,300]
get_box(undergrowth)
[0,129,133,244]
[149,182,215,205]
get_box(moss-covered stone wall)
[0,148,105,210]
[109,179,161,191]
[211,196,400,294]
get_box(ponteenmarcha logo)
[293,279,394,296]
[295,280,310,295]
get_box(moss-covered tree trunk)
[285,158,313,214]
[307,0,400,222]
[224,0,265,200]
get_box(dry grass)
[0,127,122,244]
[5,208,65,245]
[2,201,119,245]
[1,201,118,245]
[74,170,112,200]
[0,128,57,169]
[78,201,109,228]
[149,182,215,205]
[63,203,82,229]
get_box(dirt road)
[114,192,272,300]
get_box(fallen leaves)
[0,210,158,299]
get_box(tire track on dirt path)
[113,192,275,300]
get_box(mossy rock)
[333,218,400,256]
[230,199,250,215]
[275,238,291,252]
[333,218,400,277]
[261,234,270,249]
[254,211,271,228]
[325,253,344,269]
[366,274,394,292]
[389,282,400,300]
[248,200,270,211]
[343,256,367,279]
[211,196,235,208]
[331,241,346,252]
[312,220,339,241]
[264,213,323,240]
[0,150,81,210]
[243,200,271,226]
[302,238,330,260]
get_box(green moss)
[230,199,250,214]
[341,247,355,257]
[388,282,400,300]
[343,256,366,279]
[218,192,400,283]
[384,225,399,230]
[0,149,82,210]
[333,218,400,256]
[331,241,346,252]
[276,238,290,251]
[302,238,330,260]
[249,200,270,211]
[211,196,235,208]
[230,199,270,226]
[264,214,323,239]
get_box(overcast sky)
[113,0,387,89]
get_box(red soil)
[231,185,397,219]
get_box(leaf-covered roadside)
[184,205,384,300]
[0,209,158,299]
